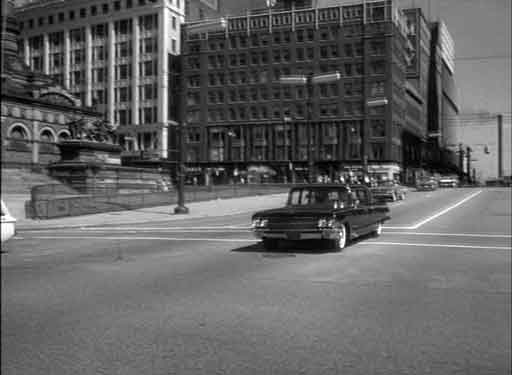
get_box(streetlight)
[279,72,341,183]
[174,120,189,214]
[173,18,227,213]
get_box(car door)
[349,186,372,233]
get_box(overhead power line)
[455,55,512,61]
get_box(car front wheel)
[332,223,348,251]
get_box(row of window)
[8,125,70,142]
[188,100,378,123]
[222,2,389,36]
[202,144,389,163]
[21,1,180,29]
[115,106,157,125]
[188,47,386,72]
[28,19,160,48]
[186,79,384,104]
[35,39,159,67]
[50,60,158,84]
[187,61,385,89]
[197,28,386,55]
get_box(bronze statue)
[66,118,115,143]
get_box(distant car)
[1,199,17,243]
[371,181,407,202]
[251,184,390,251]
[438,175,459,188]
[416,178,437,191]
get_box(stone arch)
[40,127,56,142]
[37,88,80,107]
[7,122,32,140]
[57,129,71,141]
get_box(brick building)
[180,0,452,184]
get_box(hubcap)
[376,223,382,235]
[337,225,346,249]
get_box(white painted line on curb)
[27,236,256,243]
[367,241,510,251]
[383,225,417,230]
[78,226,251,231]
[381,231,512,238]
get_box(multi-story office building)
[14,0,186,159]
[180,0,449,184]
[427,20,459,171]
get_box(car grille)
[267,216,319,231]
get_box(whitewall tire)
[333,223,348,251]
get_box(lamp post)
[173,18,227,213]
[279,72,341,183]
[173,121,189,214]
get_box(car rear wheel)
[332,223,348,251]
[262,238,279,250]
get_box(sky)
[411,0,511,178]
[401,0,511,115]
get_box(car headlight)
[317,218,335,228]
[251,218,268,228]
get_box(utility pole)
[497,114,503,178]
[306,73,314,183]
[458,143,464,180]
[174,120,189,214]
[466,146,472,184]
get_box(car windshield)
[288,187,350,206]
[378,181,395,187]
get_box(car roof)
[290,183,350,189]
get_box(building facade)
[14,0,186,160]
[1,0,103,167]
[181,0,447,184]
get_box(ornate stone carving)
[66,118,116,144]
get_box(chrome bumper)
[253,229,339,241]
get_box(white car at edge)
[1,199,17,243]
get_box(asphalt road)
[2,188,511,375]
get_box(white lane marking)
[383,225,417,230]
[382,232,512,238]
[78,226,251,231]
[384,190,483,230]
[409,190,482,229]
[19,237,512,251]
[367,241,511,251]
[26,236,256,243]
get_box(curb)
[16,194,287,231]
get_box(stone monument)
[48,118,171,194]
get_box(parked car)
[1,199,17,243]
[416,177,438,191]
[438,175,459,188]
[370,181,407,202]
[251,184,390,251]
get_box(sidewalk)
[13,193,288,231]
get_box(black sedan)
[251,184,390,251]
